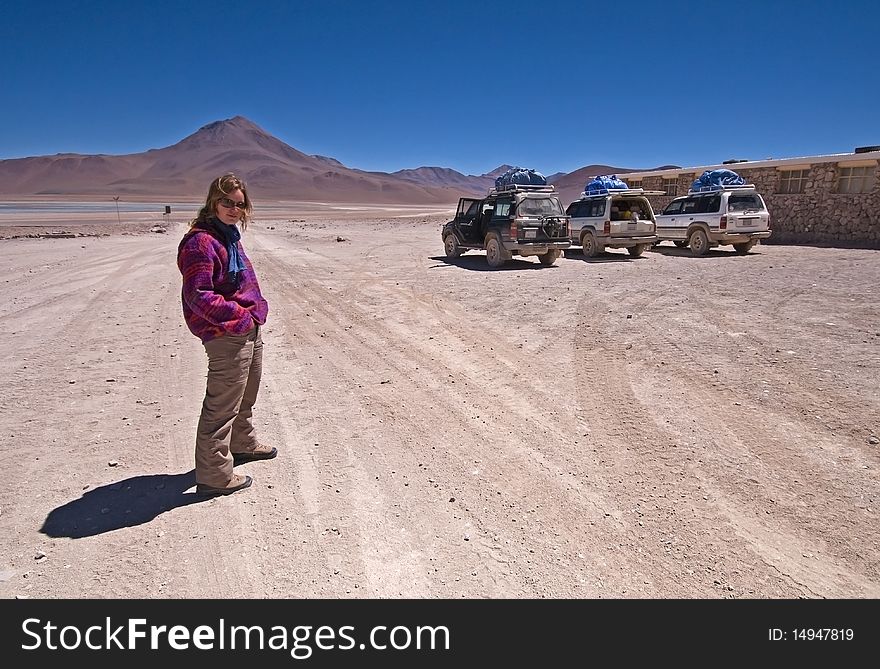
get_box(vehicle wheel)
[444,234,462,258]
[485,235,510,268]
[538,249,560,266]
[628,243,648,257]
[673,240,687,248]
[689,229,710,256]
[733,240,755,255]
[581,232,603,258]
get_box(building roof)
[618,149,880,179]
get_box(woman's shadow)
[40,470,208,538]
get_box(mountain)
[311,155,347,168]
[0,117,483,204]
[391,164,514,193]
[0,117,680,204]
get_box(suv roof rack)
[688,184,757,194]
[578,188,665,198]
[489,183,557,195]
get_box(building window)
[628,179,642,190]
[662,178,678,196]
[778,169,809,194]
[838,165,876,194]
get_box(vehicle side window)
[569,200,607,217]
[662,200,682,215]
[458,199,480,217]
[496,202,511,217]
[697,196,721,214]
[681,199,699,214]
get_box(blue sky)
[3,0,878,175]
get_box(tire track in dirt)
[637,279,879,502]
[251,231,655,597]
[572,279,879,597]
[2,234,267,597]
[253,241,435,596]
[4,222,878,599]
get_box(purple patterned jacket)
[177,220,269,343]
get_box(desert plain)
[0,201,878,599]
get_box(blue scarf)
[213,218,245,286]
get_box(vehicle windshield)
[517,197,564,216]
[728,194,764,212]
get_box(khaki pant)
[195,324,263,487]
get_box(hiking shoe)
[232,444,278,465]
[196,474,253,496]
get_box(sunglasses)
[218,197,246,210]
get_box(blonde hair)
[190,173,253,230]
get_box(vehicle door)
[612,196,655,237]
[566,200,591,237]
[656,199,683,238]
[725,192,769,232]
[454,198,482,241]
[515,196,567,241]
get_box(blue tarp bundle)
[585,175,629,194]
[691,169,745,191]
[495,167,547,189]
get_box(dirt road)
[1,212,878,598]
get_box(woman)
[177,173,276,496]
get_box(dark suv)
[441,184,571,267]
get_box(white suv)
[654,184,771,255]
[565,188,660,257]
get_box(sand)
[1,206,878,598]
